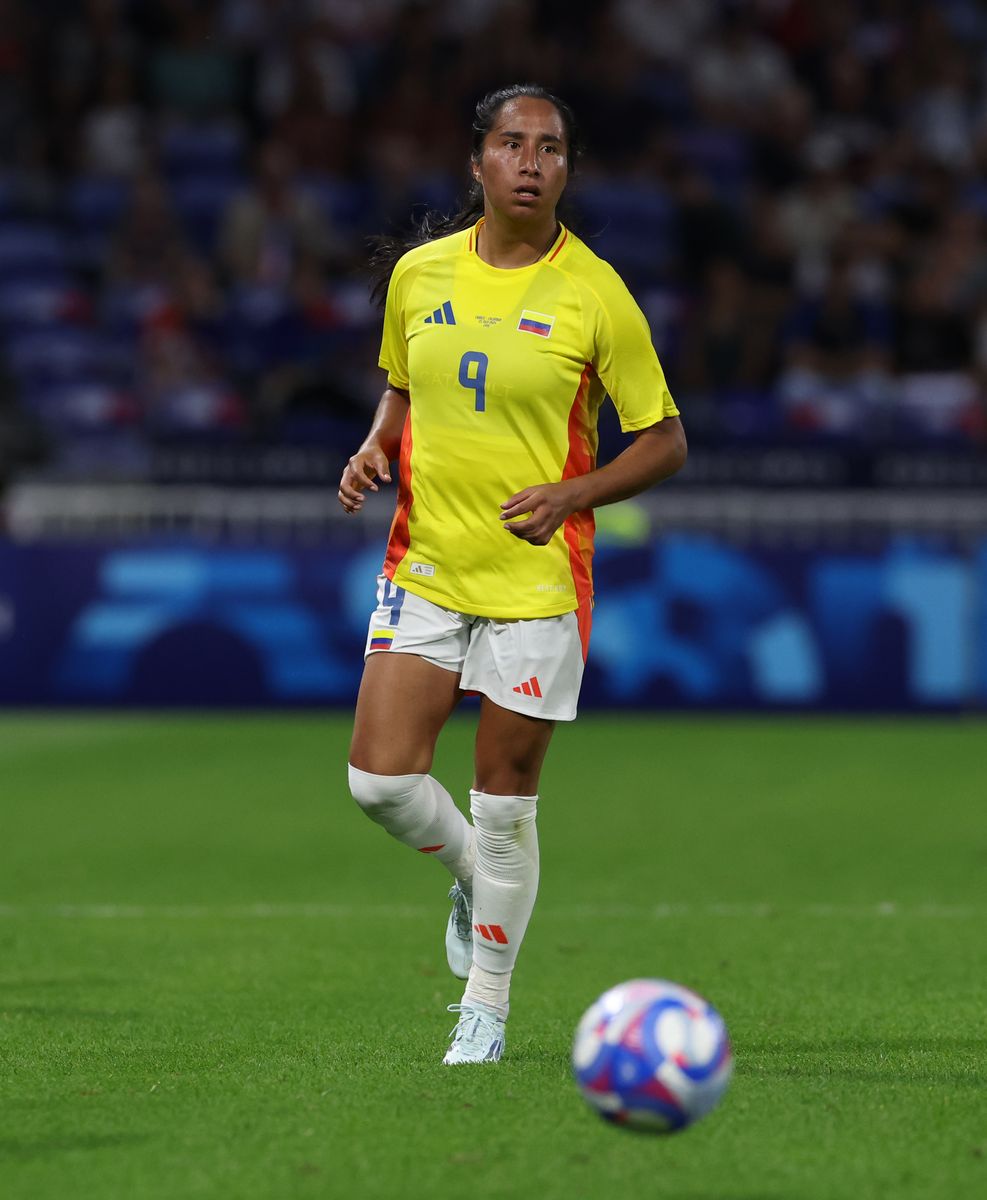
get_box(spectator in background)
[220,0,291,50]
[220,140,337,288]
[778,250,893,434]
[673,166,743,278]
[151,4,241,120]
[612,0,713,66]
[691,1,792,129]
[50,0,139,107]
[138,256,244,437]
[363,67,462,229]
[41,0,141,177]
[814,48,884,168]
[107,170,196,288]
[270,34,355,175]
[678,258,756,396]
[776,135,858,284]
[81,60,146,177]
[743,190,797,386]
[907,48,978,172]
[974,301,987,434]
[893,265,978,437]
[0,0,36,164]
[254,18,358,129]
[564,31,658,170]
[751,84,815,193]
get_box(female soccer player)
[338,83,686,1064]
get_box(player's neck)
[476,213,559,269]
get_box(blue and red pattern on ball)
[640,996,731,1084]
[572,979,732,1134]
[576,1007,690,1131]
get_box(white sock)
[348,764,475,886]
[462,790,539,1020]
[463,963,510,1018]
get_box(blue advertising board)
[0,532,982,710]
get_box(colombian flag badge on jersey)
[517,309,555,338]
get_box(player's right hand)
[338,446,392,513]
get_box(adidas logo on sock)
[474,923,509,944]
[512,676,542,698]
[424,300,457,325]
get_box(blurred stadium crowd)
[1,0,987,487]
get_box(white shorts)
[363,575,586,721]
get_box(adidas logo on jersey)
[424,300,456,326]
[512,676,542,698]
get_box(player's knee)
[470,791,537,837]
[473,762,540,795]
[347,763,422,817]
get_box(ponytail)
[368,184,485,308]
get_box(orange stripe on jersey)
[561,364,596,660]
[547,227,569,262]
[383,412,414,579]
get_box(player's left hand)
[499,482,580,545]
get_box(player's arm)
[337,386,410,514]
[500,416,686,545]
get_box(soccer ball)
[572,978,732,1132]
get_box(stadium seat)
[572,181,675,281]
[298,173,375,234]
[171,175,245,254]
[147,383,245,437]
[160,122,246,179]
[674,127,751,202]
[5,328,106,387]
[100,282,175,336]
[0,282,91,332]
[20,381,139,431]
[66,176,131,233]
[0,224,70,283]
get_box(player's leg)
[347,580,475,891]
[444,609,583,1063]
[443,701,553,1064]
[467,700,553,1006]
[349,649,461,776]
[348,652,476,886]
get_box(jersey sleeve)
[589,272,679,431]
[378,257,411,391]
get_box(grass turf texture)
[2,715,985,1200]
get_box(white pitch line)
[0,902,982,920]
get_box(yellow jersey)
[378,218,678,623]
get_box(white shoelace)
[446,1003,500,1045]
[448,884,472,938]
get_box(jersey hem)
[386,569,582,621]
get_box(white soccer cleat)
[445,881,473,980]
[443,1002,506,1065]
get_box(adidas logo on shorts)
[512,676,542,698]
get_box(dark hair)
[368,83,582,306]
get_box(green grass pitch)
[2,713,985,1200]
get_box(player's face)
[472,97,569,223]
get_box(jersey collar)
[467,218,569,267]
